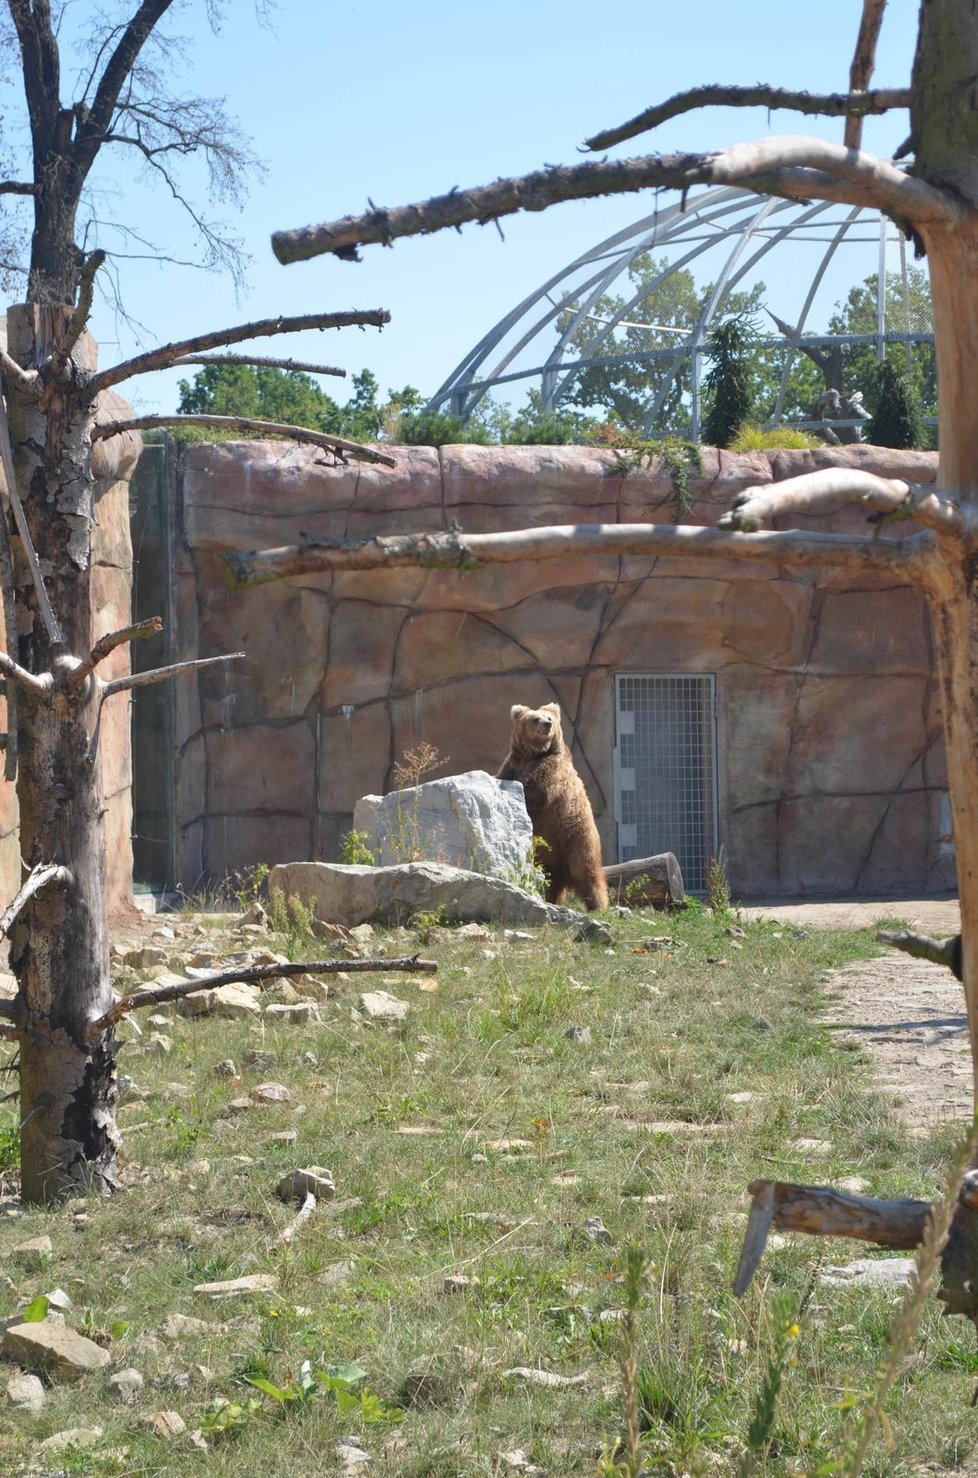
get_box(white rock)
[6,1371,45,1409]
[355,770,533,877]
[359,990,409,1023]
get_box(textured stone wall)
[166,439,952,899]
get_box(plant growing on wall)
[244,0,978,1321]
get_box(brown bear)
[497,702,609,911]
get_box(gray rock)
[355,769,533,878]
[176,981,262,1019]
[38,1425,104,1451]
[269,860,609,937]
[213,1059,238,1079]
[820,1258,915,1287]
[249,1081,291,1104]
[108,1367,144,1404]
[193,1274,279,1300]
[6,1371,45,1409]
[2,1320,111,1378]
[277,1166,336,1202]
[158,1314,228,1340]
[243,1049,277,1070]
[263,1001,320,1024]
[12,1236,52,1269]
[359,990,409,1023]
[582,1216,612,1244]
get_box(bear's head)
[510,701,563,755]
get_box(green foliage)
[244,1360,403,1422]
[20,1294,50,1322]
[341,828,377,866]
[0,1122,17,1171]
[600,431,704,514]
[267,890,315,958]
[866,356,924,448]
[707,846,733,918]
[397,407,493,446]
[702,317,755,448]
[730,423,822,450]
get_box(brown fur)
[497,702,609,911]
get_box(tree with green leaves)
[866,355,924,448]
[702,318,754,448]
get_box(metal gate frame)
[613,672,720,892]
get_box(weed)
[730,423,822,450]
[707,845,734,917]
[267,889,315,957]
[409,905,444,945]
[341,827,376,866]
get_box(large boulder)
[353,770,533,878]
[268,860,609,939]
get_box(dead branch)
[271,138,953,266]
[224,522,934,588]
[0,350,39,397]
[585,83,909,153]
[845,0,888,150]
[171,354,347,377]
[275,1190,317,1247]
[97,954,438,1030]
[89,310,392,394]
[50,250,106,379]
[0,652,51,700]
[92,414,397,468]
[878,928,962,979]
[68,615,163,690]
[0,180,34,196]
[0,863,71,938]
[0,397,63,646]
[100,651,246,700]
[717,470,960,535]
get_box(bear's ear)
[542,702,561,720]
[510,704,529,722]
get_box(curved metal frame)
[427,184,934,435]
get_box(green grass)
[0,902,972,1476]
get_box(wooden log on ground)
[603,852,685,907]
[734,1175,978,1322]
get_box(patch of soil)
[744,897,968,1134]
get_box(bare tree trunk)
[5,305,118,1201]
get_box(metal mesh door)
[614,674,718,892]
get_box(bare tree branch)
[92,413,397,468]
[225,521,934,588]
[89,310,392,393]
[101,651,246,700]
[272,138,953,266]
[275,1190,317,1247]
[172,354,347,377]
[97,954,438,1030]
[585,84,909,153]
[878,928,962,978]
[74,2,177,178]
[0,862,71,938]
[0,350,40,397]
[717,469,961,535]
[68,615,163,691]
[50,250,106,378]
[0,181,35,196]
[0,652,50,700]
[846,0,889,150]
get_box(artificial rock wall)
[165,440,951,899]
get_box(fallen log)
[734,1173,978,1321]
[604,852,685,908]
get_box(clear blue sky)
[62,0,922,415]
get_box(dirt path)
[742,897,969,1133]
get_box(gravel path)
[743,896,969,1133]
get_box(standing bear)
[497,702,609,911]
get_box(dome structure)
[427,185,935,441]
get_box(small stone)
[117,1074,146,1103]
[251,1081,291,1104]
[504,930,533,940]
[38,1425,103,1452]
[6,1371,45,1409]
[582,1216,612,1244]
[159,1314,228,1340]
[263,1002,321,1023]
[152,1409,187,1439]
[108,1367,145,1404]
[564,1026,592,1044]
[336,1434,372,1469]
[792,1138,833,1155]
[143,1032,173,1055]
[228,1096,253,1112]
[123,946,168,969]
[243,1049,277,1070]
[820,1258,914,1288]
[276,1166,335,1202]
[724,925,746,938]
[471,1153,488,1165]
[348,923,375,943]
[2,1320,110,1378]
[322,1260,355,1290]
[269,1130,298,1145]
[727,1090,758,1104]
[12,1235,52,1269]
[502,1367,590,1388]
[359,990,409,1023]
[442,1273,480,1294]
[193,1274,279,1300]
[188,1159,211,1176]
[213,1059,238,1079]
[147,1013,172,1028]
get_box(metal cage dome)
[427,184,934,440]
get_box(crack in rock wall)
[162,441,953,899]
